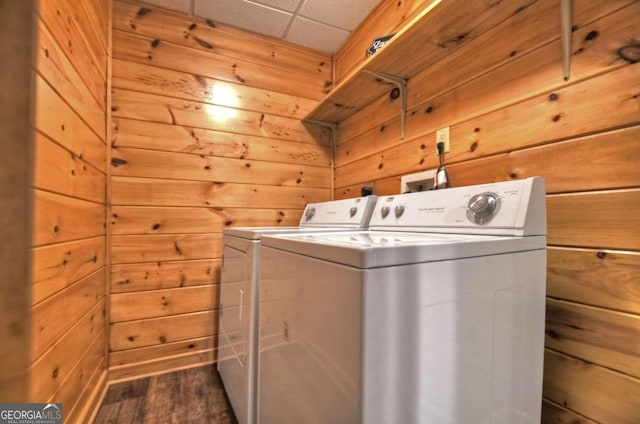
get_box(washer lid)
[261,231,546,268]
[224,226,371,240]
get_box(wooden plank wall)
[333,0,640,422]
[31,0,110,421]
[109,0,332,381]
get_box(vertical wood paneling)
[30,0,109,419]
[332,1,640,421]
[110,0,332,378]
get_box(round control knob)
[305,207,316,221]
[468,193,498,219]
[349,206,358,218]
[394,205,405,218]
[380,206,390,218]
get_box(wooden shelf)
[304,0,571,127]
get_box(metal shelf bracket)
[362,70,408,140]
[560,0,573,81]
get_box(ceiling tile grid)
[138,0,381,53]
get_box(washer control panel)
[370,177,546,236]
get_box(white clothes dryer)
[259,177,547,424]
[217,195,377,424]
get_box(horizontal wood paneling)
[110,0,331,378]
[111,259,220,294]
[109,336,215,367]
[110,206,300,234]
[31,0,108,416]
[111,177,329,208]
[111,285,217,322]
[110,310,217,351]
[541,399,597,424]
[545,299,640,378]
[34,132,106,204]
[543,349,640,424]
[112,30,329,101]
[31,268,106,362]
[34,74,106,173]
[38,0,106,108]
[112,1,331,81]
[30,299,106,402]
[112,59,316,120]
[111,233,222,264]
[547,190,640,250]
[32,236,106,305]
[335,63,640,189]
[111,88,330,145]
[111,147,330,187]
[112,118,332,166]
[33,189,105,246]
[547,247,640,314]
[35,17,106,140]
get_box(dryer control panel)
[370,177,546,236]
[300,195,378,228]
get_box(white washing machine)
[259,177,547,424]
[217,195,377,424]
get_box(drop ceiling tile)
[286,16,350,53]
[194,0,293,38]
[249,0,301,13]
[299,0,380,30]
[138,0,193,14]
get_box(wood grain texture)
[38,0,107,108]
[112,59,316,120]
[111,259,220,294]
[113,0,330,81]
[113,30,329,100]
[31,268,106,362]
[110,206,301,235]
[32,189,106,247]
[107,349,217,383]
[30,299,106,402]
[111,285,218,322]
[34,132,106,204]
[541,399,597,424]
[111,233,222,264]
[109,336,215,367]
[547,247,640,315]
[547,190,640,251]
[111,177,330,208]
[112,118,332,165]
[111,88,330,145]
[545,299,640,378]
[35,73,106,173]
[111,147,331,188]
[110,310,217,351]
[35,17,106,140]
[543,349,640,424]
[32,236,106,305]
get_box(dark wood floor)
[94,365,238,424]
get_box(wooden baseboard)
[108,349,216,384]
[67,368,108,424]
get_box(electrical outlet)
[436,126,450,153]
